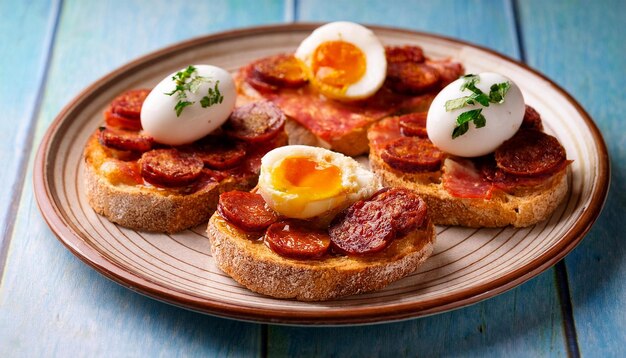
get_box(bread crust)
[368,148,569,227]
[207,214,436,301]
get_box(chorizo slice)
[139,149,204,187]
[104,109,143,131]
[223,101,286,143]
[105,89,150,130]
[110,89,150,118]
[371,188,428,235]
[99,127,153,152]
[426,61,465,88]
[381,137,444,172]
[264,220,330,259]
[252,54,308,89]
[329,199,395,255]
[385,62,440,94]
[190,136,247,169]
[520,105,543,131]
[495,129,566,177]
[398,112,428,138]
[385,45,425,64]
[218,191,279,232]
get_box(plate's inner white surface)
[51,29,596,312]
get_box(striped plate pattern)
[34,25,609,325]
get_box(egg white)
[141,65,236,145]
[257,145,379,219]
[295,21,387,100]
[427,72,525,157]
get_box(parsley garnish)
[444,74,510,139]
[164,65,224,117]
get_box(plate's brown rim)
[33,23,610,325]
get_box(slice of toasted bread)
[83,133,283,233]
[368,145,569,228]
[207,213,435,301]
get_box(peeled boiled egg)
[257,145,379,219]
[295,21,387,101]
[141,65,236,145]
[426,72,525,157]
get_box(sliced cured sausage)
[495,129,566,176]
[218,191,279,232]
[398,112,428,138]
[520,105,543,131]
[139,149,204,187]
[251,54,308,89]
[110,89,150,118]
[264,220,330,259]
[329,187,428,255]
[385,45,425,64]
[98,127,153,152]
[329,199,394,255]
[385,62,440,94]
[426,60,465,88]
[105,89,150,130]
[191,136,247,169]
[371,188,428,235]
[442,158,494,199]
[223,101,286,143]
[381,137,444,172]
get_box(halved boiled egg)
[257,145,379,219]
[295,21,387,101]
[141,65,236,145]
[427,72,525,157]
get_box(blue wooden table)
[1,0,624,356]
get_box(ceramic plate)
[34,24,609,325]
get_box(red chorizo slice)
[110,89,150,118]
[139,149,204,187]
[252,54,308,89]
[385,45,425,64]
[104,109,143,131]
[191,136,247,169]
[495,129,566,176]
[426,60,465,88]
[218,191,279,232]
[520,105,543,131]
[329,199,395,255]
[385,62,440,94]
[99,127,153,152]
[398,112,428,138]
[223,101,286,143]
[371,188,428,235]
[381,137,444,172]
[264,220,330,259]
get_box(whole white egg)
[295,21,387,101]
[141,65,236,145]
[426,72,525,157]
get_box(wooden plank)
[0,0,55,257]
[517,0,626,356]
[0,0,287,356]
[267,1,568,356]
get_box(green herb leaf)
[460,74,480,91]
[174,101,193,117]
[445,97,471,111]
[452,109,484,138]
[200,81,224,108]
[488,82,510,103]
[452,122,469,139]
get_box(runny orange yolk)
[311,41,366,89]
[273,157,343,200]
